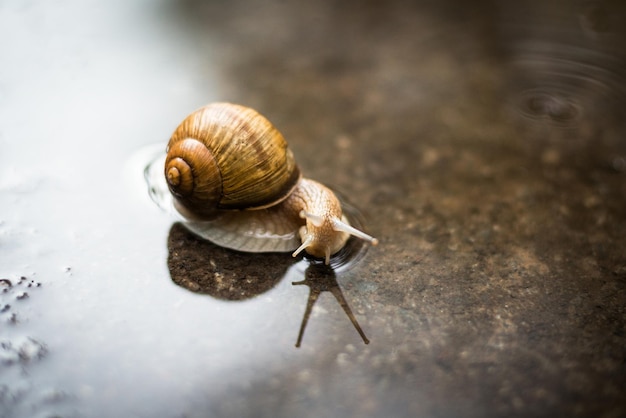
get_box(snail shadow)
[166,222,370,346]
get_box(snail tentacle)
[332,217,379,246]
[299,210,323,227]
[292,232,314,259]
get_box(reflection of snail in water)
[164,102,378,265]
[167,222,369,346]
[167,222,288,301]
[293,264,369,347]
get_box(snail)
[163,102,378,265]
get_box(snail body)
[164,102,377,264]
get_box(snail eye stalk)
[332,217,379,246]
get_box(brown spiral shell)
[165,103,301,218]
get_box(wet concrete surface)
[1,0,625,417]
